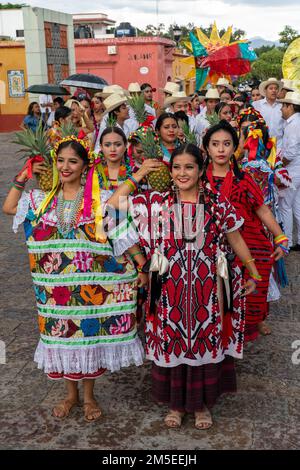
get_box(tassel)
[275,258,289,288]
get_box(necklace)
[56,187,84,237]
[173,189,205,244]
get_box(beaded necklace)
[56,187,84,237]
[98,151,132,189]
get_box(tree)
[254,45,275,57]
[250,48,284,80]
[0,2,27,8]
[279,25,300,50]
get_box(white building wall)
[0,9,24,40]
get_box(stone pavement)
[0,132,299,450]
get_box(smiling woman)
[2,133,145,422]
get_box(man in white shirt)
[253,77,285,150]
[194,88,220,144]
[278,91,300,250]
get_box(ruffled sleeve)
[102,190,139,257]
[12,189,45,233]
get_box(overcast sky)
[15,0,300,41]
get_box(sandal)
[258,321,271,336]
[52,398,80,420]
[164,410,184,429]
[83,400,102,423]
[195,406,213,430]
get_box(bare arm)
[255,204,288,260]
[226,229,260,296]
[127,244,148,287]
[3,162,48,215]
[107,159,162,210]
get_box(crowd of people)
[4,74,299,429]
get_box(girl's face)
[92,97,104,113]
[33,103,41,115]
[207,129,234,168]
[132,142,145,165]
[101,132,126,164]
[80,99,91,115]
[220,92,231,103]
[219,105,233,122]
[56,146,86,185]
[143,87,153,102]
[71,103,81,123]
[251,89,261,101]
[171,153,201,192]
[158,118,179,145]
[191,96,200,110]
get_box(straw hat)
[281,79,295,92]
[163,91,190,108]
[128,82,141,93]
[99,84,129,98]
[278,91,300,106]
[259,78,282,97]
[160,82,180,95]
[204,88,220,100]
[216,77,230,87]
[102,93,128,115]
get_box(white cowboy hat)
[128,82,141,93]
[163,91,190,108]
[280,79,295,92]
[259,77,283,97]
[278,91,300,106]
[204,88,220,100]
[99,84,129,98]
[159,82,180,95]
[216,77,230,87]
[102,93,128,115]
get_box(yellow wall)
[172,50,195,95]
[0,41,29,115]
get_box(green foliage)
[139,128,162,160]
[279,25,300,50]
[13,119,51,163]
[250,48,284,80]
[127,94,147,124]
[254,45,276,57]
[0,2,27,8]
[181,121,197,145]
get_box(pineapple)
[127,94,147,125]
[181,121,198,145]
[107,114,117,127]
[13,120,53,191]
[206,112,220,127]
[139,128,171,192]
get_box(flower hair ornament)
[236,107,264,128]
[35,135,107,242]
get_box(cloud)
[222,0,299,4]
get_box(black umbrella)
[25,84,70,95]
[60,73,108,90]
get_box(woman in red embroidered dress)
[108,143,260,430]
[203,120,288,342]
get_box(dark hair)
[55,105,71,122]
[220,88,234,99]
[293,104,300,114]
[197,90,207,97]
[78,96,91,105]
[155,112,178,131]
[202,120,239,151]
[108,104,125,120]
[53,97,64,106]
[203,120,244,179]
[56,140,89,165]
[27,101,39,116]
[233,91,249,103]
[173,111,189,126]
[170,143,205,171]
[100,126,127,145]
[215,101,232,117]
[140,83,152,91]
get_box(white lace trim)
[13,191,31,233]
[110,226,139,257]
[34,336,145,373]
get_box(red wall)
[75,37,175,104]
